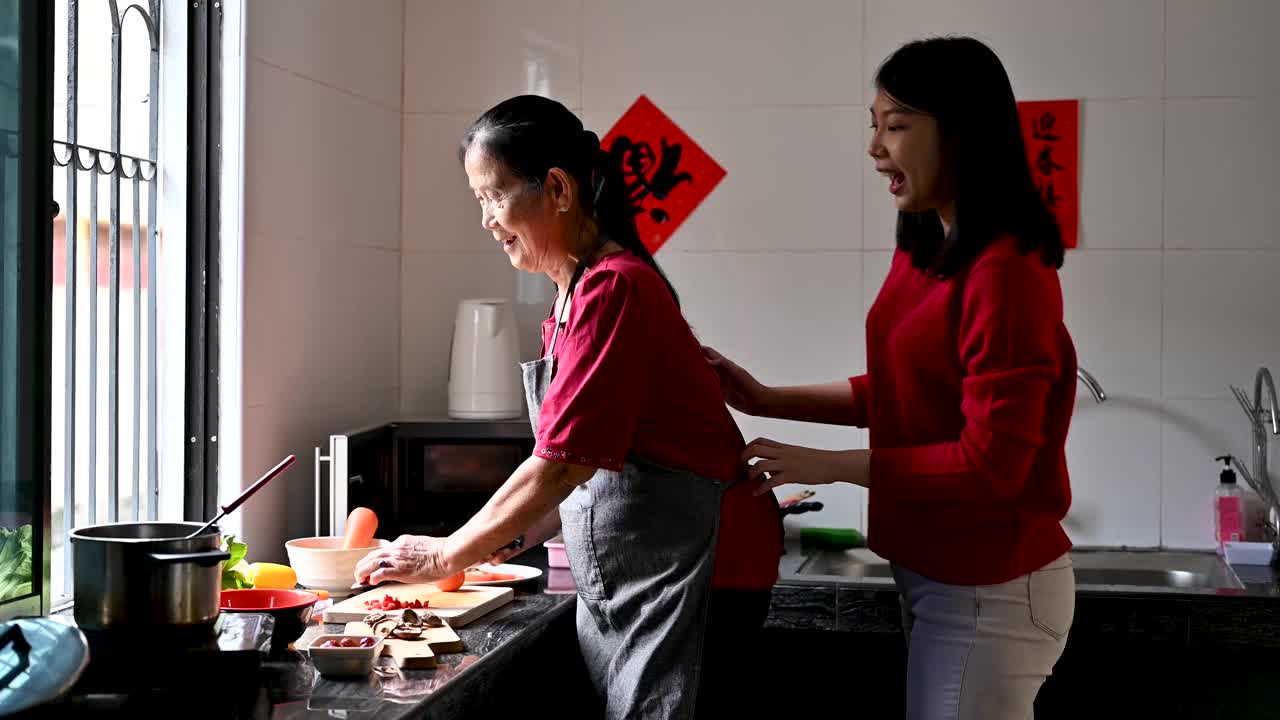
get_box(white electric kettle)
[448,299,522,419]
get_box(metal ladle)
[183,454,298,539]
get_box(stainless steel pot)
[69,522,231,630]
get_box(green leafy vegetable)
[221,535,254,590]
[0,525,33,603]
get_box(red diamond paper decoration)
[601,95,726,253]
[1017,99,1079,248]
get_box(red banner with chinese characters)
[1017,99,1079,249]
[601,96,726,254]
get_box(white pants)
[893,553,1075,720]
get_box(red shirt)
[535,251,782,590]
[857,239,1075,586]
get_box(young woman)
[707,37,1077,719]
[356,95,782,720]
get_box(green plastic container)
[799,527,866,551]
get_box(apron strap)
[546,232,612,359]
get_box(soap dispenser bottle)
[1214,455,1244,555]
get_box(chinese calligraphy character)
[1031,111,1060,142]
[1038,181,1061,210]
[1017,99,1077,248]
[1035,145,1064,177]
[609,135,694,224]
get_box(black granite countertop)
[768,539,1280,649]
[36,539,1280,718]
[259,548,576,720]
[39,549,577,719]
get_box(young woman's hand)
[703,346,774,416]
[742,438,872,495]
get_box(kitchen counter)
[769,540,1280,638]
[765,540,1280,719]
[260,548,577,720]
[39,540,1280,718]
[42,549,579,719]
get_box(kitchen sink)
[1069,550,1244,591]
[789,548,1245,592]
[797,550,896,580]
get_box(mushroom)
[391,625,424,640]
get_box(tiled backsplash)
[240,1,1280,555]
[236,0,405,558]
[395,0,1280,550]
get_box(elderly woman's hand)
[354,535,451,586]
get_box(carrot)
[341,507,379,550]
[433,572,465,592]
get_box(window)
[42,0,221,607]
[0,0,53,619]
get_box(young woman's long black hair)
[876,36,1065,276]
[459,95,679,306]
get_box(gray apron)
[521,251,723,720]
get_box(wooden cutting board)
[322,584,514,627]
[338,621,464,670]
[342,620,463,655]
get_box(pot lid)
[0,618,89,714]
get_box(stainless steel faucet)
[1077,367,1106,403]
[1229,366,1280,562]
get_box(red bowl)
[220,588,318,612]
[220,589,318,655]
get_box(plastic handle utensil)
[184,454,298,539]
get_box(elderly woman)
[356,95,782,720]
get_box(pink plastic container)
[544,537,569,568]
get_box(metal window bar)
[51,0,161,593]
[61,0,78,595]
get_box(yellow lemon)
[250,562,297,589]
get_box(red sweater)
[857,238,1075,586]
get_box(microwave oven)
[315,420,535,540]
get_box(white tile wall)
[242,231,314,409]
[1166,0,1280,99]
[863,0,1165,100]
[247,0,404,110]
[231,1,1280,550]
[1079,101,1165,249]
[402,113,490,254]
[238,3,404,560]
[1163,251,1280,399]
[244,61,402,251]
[326,245,403,391]
[402,0,582,114]
[399,251,534,416]
[653,107,866,252]
[1060,251,1164,399]
[661,252,864,385]
[1065,399,1163,548]
[583,0,863,109]
[1164,98,1280,250]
